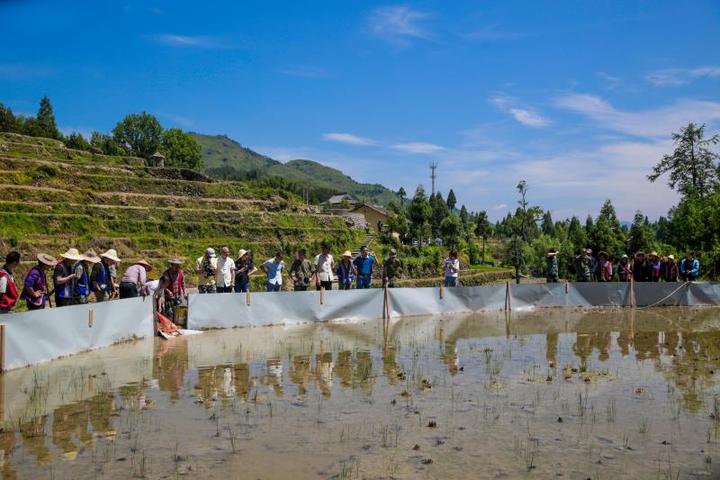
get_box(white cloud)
[645,65,720,87]
[368,5,431,46]
[554,93,720,138]
[489,95,550,128]
[147,34,223,48]
[492,204,508,210]
[596,71,621,90]
[392,142,444,154]
[462,27,525,42]
[278,66,329,79]
[322,133,376,146]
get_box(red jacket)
[0,268,19,310]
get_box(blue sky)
[2,1,720,221]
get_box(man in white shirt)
[444,249,460,287]
[261,251,285,292]
[215,246,236,293]
[313,244,335,290]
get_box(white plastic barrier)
[0,297,154,371]
[188,282,720,330]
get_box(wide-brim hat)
[37,253,57,267]
[668,254,675,260]
[101,249,121,263]
[134,259,153,271]
[621,254,629,259]
[649,251,658,257]
[168,258,183,265]
[205,247,216,257]
[60,248,83,261]
[598,251,609,258]
[342,250,352,258]
[547,251,558,257]
[389,249,397,257]
[237,249,249,258]
[82,249,101,263]
[635,251,645,257]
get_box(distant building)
[351,203,388,229]
[326,193,358,207]
[150,151,166,168]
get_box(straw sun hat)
[133,259,153,271]
[168,258,183,265]
[37,253,57,267]
[100,249,122,263]
[60,248,83,261]
[237,249,250,258]
[342,250,353,258]
[82,249,101,263]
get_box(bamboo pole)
[629,277,636,308]
[439,282,444,299]
[88,309,94,328]
[246,290,251,306]
[320,287,325,305]
[565,280,569,294]
[0,324,4,372]
[505,281,512,311]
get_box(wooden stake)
[0,324,5,373]
[505,281,512,311]
[439,282,444,299]
[88,309,94,328]
[564,280,569,294]
[246,290,251,306]
[320,287,325,305]
[629,277,636,308]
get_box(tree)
[90,131,124,155]
[0,102,20,132]
[430,192,449,236]
[64,132,91,151]
[160,128,203,169]
[541,211,555,236]
[627,210,654,254]
[648,123,719,198]
[397,187,406,207]
[34,96,61,139]
[567,216,588,252]
[407,185,432,244]
[459,205,469,232]
[446,189,457,211]
[439,214,463,248]
[112,112,163,159]
[590,199,626,256]
[475,210,491,263]
[508,180,541,283]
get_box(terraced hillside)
[0,133,363,286]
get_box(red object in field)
[156,312,181,337]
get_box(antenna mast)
[430,161,438,196]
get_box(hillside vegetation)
[0,133,363,285]
[193,132,398,205]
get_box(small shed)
[351,203,388,230]
[150,151,166,168]
[327,193,357,207]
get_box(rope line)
[635,281,690,310]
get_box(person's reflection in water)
[355,351,375,393]
[263,358,284,398]
[234,363,251,401]
[51,400,92,459]
[383,347,401,385]
[153,339,189,402]
[441,340,459,376]
[546,332,558,365]
[0,423,18,480]
[289,355,311,396]
[20,415,52,465]
[315,352,333,398]
[335,351,353,388]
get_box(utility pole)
[430,161,438,196]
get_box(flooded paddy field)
[2,308,720,479]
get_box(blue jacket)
[679,258,700,278]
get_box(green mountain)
[192,132,397,205]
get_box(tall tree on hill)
[648,123,719,199]
[446,189,457,211]
[90,131,124,155]
[397,187,406,207]
[430,192,450,236]
[112,112,163,159]
[568,216,588,252]
[160,128,203,169]
[439,214,463,249]
[459,205,469,232]
[591,199,626,256]
[508,180,542,283]
[475,210,491,263]
[408,185,432,244]
[628,210,654,254]
[34,96,61,139]
[541,211,555,236]
[64,132,91,151]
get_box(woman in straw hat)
[73,249,101,304]
[54,248,83,307]
[22,253,56,310]
[234,249,257,293]
[119,259,153,299]
[161,258,186,319]
[100,249,122,299]
[335,251,356,290]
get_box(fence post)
[0,324,4,372]
[505,281,512,311]
[88,309,94,328]
[320,287,325,305]
[565,280,569,294]
[439,282,444,299]
[246,290,251,306]
[629,277,636,308]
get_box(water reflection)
[0,308,719,478]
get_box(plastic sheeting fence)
[188,281,720,329]
[0,297,153,371]
[1,282,719,371]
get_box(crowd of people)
[546,248,701,283]
[0,245,463,315]
[0,245,704,316]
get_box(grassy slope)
[192,132,397,205]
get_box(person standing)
[92,251,114,302]
[662,255,679,282]
[290,249,313,291]
[648,252,661,282]
[383,249,403,288]
[353,246,376,289]
[54,248,82,307]
[575,249,592,282]
[633,252,650,282]
[336,251,356,290]
[261,251,285,292]
[234,249,256,293]
[679,251,700,281]
[313,244,335,290]
[195,248,218,294]
[442,249,460,287]
[215,247,236,293]
[596,252,613,282]
[162,258,186,319]
[23,254,56,310]
[73,250,101,304]
[0,251,21,314]
[120,259,153,298]
[546,249,559,283]
[617,255,633,282]
[100,249,122,298]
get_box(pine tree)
[541,211,555,236]
[446,189,457,211]
[35,96,61,139]
[397,187,406,207]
